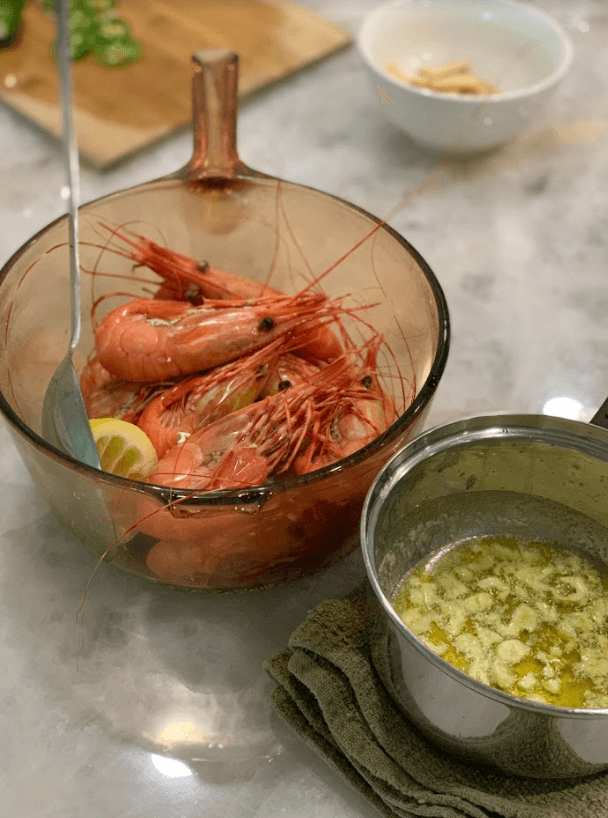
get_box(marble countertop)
[2,1,608,815]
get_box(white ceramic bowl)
[357,0,574,153]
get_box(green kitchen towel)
[264,582,608,818]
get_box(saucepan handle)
[590,397,608,430]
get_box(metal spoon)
[41,0,100,468]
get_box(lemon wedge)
[89,417,158,481]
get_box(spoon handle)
[54,0,82,356]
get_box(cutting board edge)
[0,34,352,169]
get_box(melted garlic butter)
[392,537,608,708]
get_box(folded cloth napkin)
[264,582,608,818]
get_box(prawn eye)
[278,379,292,391]
[185,283,202,304]
[361,374,373,389]
[258,316,275,333]
[196,260,210,273]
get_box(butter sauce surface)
[392,536,608,708]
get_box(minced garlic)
[392,536,608,708]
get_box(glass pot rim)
[0,174,450,509]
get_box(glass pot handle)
[181,48,254,182]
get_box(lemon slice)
[89,417,158,481]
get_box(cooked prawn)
[80,356,115,396]
[97,223,283,302]
[94,291,343,382]
[84,221,347,367]
[145,392,311,493]
[292,335,398,474]
[144,335,395,492]
[136,339,296,458]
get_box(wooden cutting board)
[0,0,351,167]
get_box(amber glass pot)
[0,51,449,590]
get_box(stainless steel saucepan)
[361,409,608,778]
